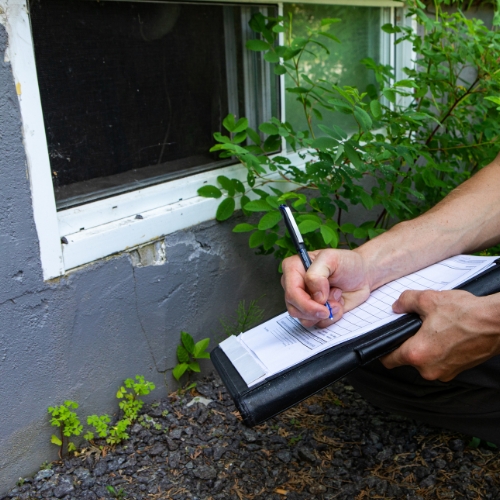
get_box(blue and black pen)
[279,204,334,320]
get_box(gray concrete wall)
[0,23,284,494]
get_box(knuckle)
[417,290,438,309]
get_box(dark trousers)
[347,356,500,445]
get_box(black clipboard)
[211,260,500,427]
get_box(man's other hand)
[381,289,500,381]
[281,249,371,329]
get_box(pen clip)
[279,204,303,245]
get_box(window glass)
[283,4,383,137]
[29,0,278,209]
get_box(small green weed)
[173,331,210,382]
[106,485,126,498]
[47,400,83,458]
[116,375,155,421]
[219,296,266,337]
[84,414,111,441]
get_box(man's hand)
[281,249,371,328]
[381,290,500,381]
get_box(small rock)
[298,447,316,463]
[307,404,323,415]
[149,443,165,456]
[193,465,217,480]
[170,428,182,439]
[276,451,292,463]
[435,458,447,469]
[92,459,107,477]
[449,439,464,451]
[34,469,54,482]
[167,437,179,451]
[242,429,257,442]
[53,477,74,498]
[131,423,143,434]
[213,446,226,461]
[420,475,436,488]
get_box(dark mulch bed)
[4,375,500,500]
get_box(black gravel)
[4,375,500,500]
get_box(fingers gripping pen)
[279,204,334,320]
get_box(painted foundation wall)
[0,22,285,493]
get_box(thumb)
[392,290,426,315]
[305,257,335,305]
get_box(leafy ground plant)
[219,296,266,337]
[199,0,500,261]
[47,400,83,458]
[116,375,156,421]
[173,331,210,382]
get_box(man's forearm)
[355,153,500,290]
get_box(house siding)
[0,22,284,493]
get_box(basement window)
[29,0,279,209]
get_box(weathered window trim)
[1,0,406,280]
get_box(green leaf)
[298,220,321,233]
[233,223,257,233]
[259,123,279,135]
[249,230,266,248]
[51,435,62,446]
[173,363,188,381]
[232,179,245,194]
[188,362,201,373]
[359,191,374,210]
[353,106,372,132]
[263,232,278,250]
[181,331,195,354]
[217,175,235,196]
[382,89,396,104]
[193,338,210,358]
[370,100,382,119]
[198,185,222,198]
[311,137,338,150]
[381,23,401,33]
[353,227,368,239]
[264,51,280,63]
[394,79,418,88]
[177,344,190,364]
[344,143,364,170]
[320,225,338,246]
[247,127,261,145]
[222,114,236,132]
[340,223,357,234]
[318,124,347,141]
[246,39,270,51]
[233,117,249,134]
[241,195,251,214]
[258,211,282,230]
[274,64,287,75]
[216,198,235,221]
[244,199,273,212]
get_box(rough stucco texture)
[0,23,284,493]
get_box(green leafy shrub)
[116,375,156,421]
[199,0,500,260]
[84,414,111,441]
[47,400,83,457]
[173,331,210,382]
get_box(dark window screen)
[29,0,278,208]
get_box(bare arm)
[358,153,500,291]
[282,153,500,325]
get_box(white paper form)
[220,255,498,386]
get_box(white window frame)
[1,0,405,280]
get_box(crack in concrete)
[131,265,161,373]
